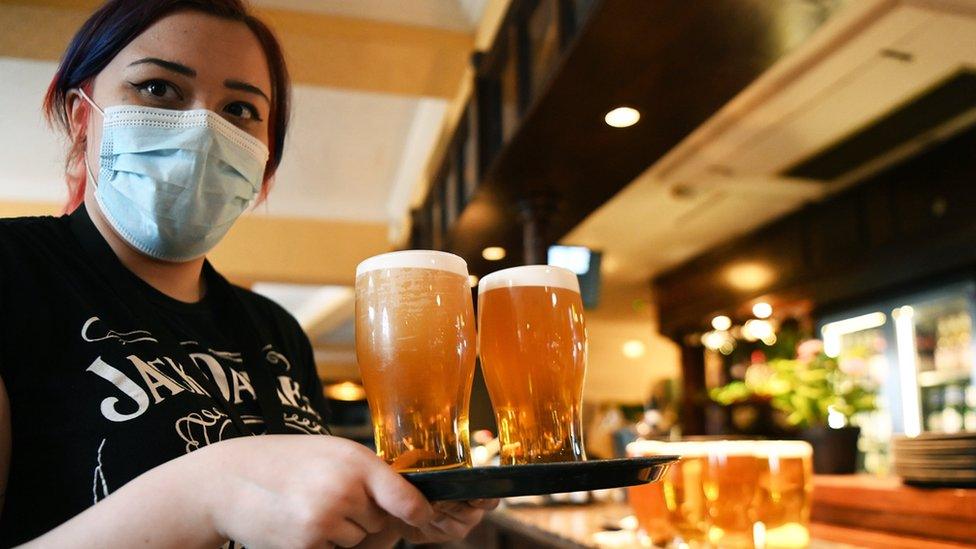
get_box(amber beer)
[753,441,813,548]
[629,441,709,546]
[703,441,762,548]
[355,250,476,472]
[477,265,587,464]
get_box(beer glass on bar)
[753,441,813,548]
[355,250,476,472]
[477,265,587,465]
[626,441,676,546]
[703,441,763,548]
[633,441,710,546]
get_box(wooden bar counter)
[450,476,976,549]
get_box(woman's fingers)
[348,497,388,534]
[430,505,485,539]
[363,463,434,528]
[330,518,369,548]
[466,498,500,510]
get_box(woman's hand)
[23,433,491,549]
[396,498,500,544]
[197,434,435,548]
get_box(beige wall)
[582,281,680,404]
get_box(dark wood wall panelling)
[654,127,976,434]
[653,126,976,339]
[408,0,842,278]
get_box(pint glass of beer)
[753,441,813,548]
[355,250,476,472]
[703,441,761,548]
[626,441,677,546]
[477,265,587,464]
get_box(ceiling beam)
[0,1,474,98]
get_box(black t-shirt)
[0,205,329,547]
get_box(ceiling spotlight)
[711,315,732,331]
[468,275,479,288]
[622,339,647,359]
[753,302,773,319]
[482,246,506,261]
[604,106,640,128]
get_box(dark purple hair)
[43,0,290,212]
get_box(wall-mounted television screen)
[548,245,601,309]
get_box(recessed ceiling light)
[605,106,640,128]
[468,274,480,287]
[622,339,647,359]
[482,246,506,261]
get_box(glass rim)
[356,249,468,278]
[626,439,813,458]
[478,264,580,294]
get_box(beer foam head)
[356,250,468,278]
[628,440,709,458]
[753,440,812,458]
[478,265,580,294]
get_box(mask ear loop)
[76,88,104,189]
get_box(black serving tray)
[402,456,678,501]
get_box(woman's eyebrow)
[127,57,197,77]
[225,79,271,104]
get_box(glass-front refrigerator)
[818,280,976,473]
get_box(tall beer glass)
[355,250,476,472]
[626,441,677,546]
[753,441,813,548]
[703,441,762,549]
[657,442,710,546]
[477,265,587,464]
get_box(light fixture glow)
[702,330,735,354]
[893,306,922,437]
[821,312,886,358]
[604,106,640,128]
[482,246,506,261]
[622,339,647,359]
[711,315,732,331]
[725,262,776,291]
[324,381,366,402]
[752,302,773,319]
[468,274,479,288]
[743,319,774,342]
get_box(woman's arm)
[12,433,435,548]
[2,374,492,548]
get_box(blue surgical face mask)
[79,89,270,262]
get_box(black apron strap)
[67,205,286,436]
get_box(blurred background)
[3,0,976,480]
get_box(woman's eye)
[132,80,180,101]
[225,102,262,122]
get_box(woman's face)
[75,10,273,176]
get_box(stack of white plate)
[891,432,976,487]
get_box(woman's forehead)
[111,10,271,90]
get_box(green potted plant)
[711,340,877,473]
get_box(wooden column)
[517,193,557,265]
[679,336,707,436]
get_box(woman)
[0,1,495,547]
